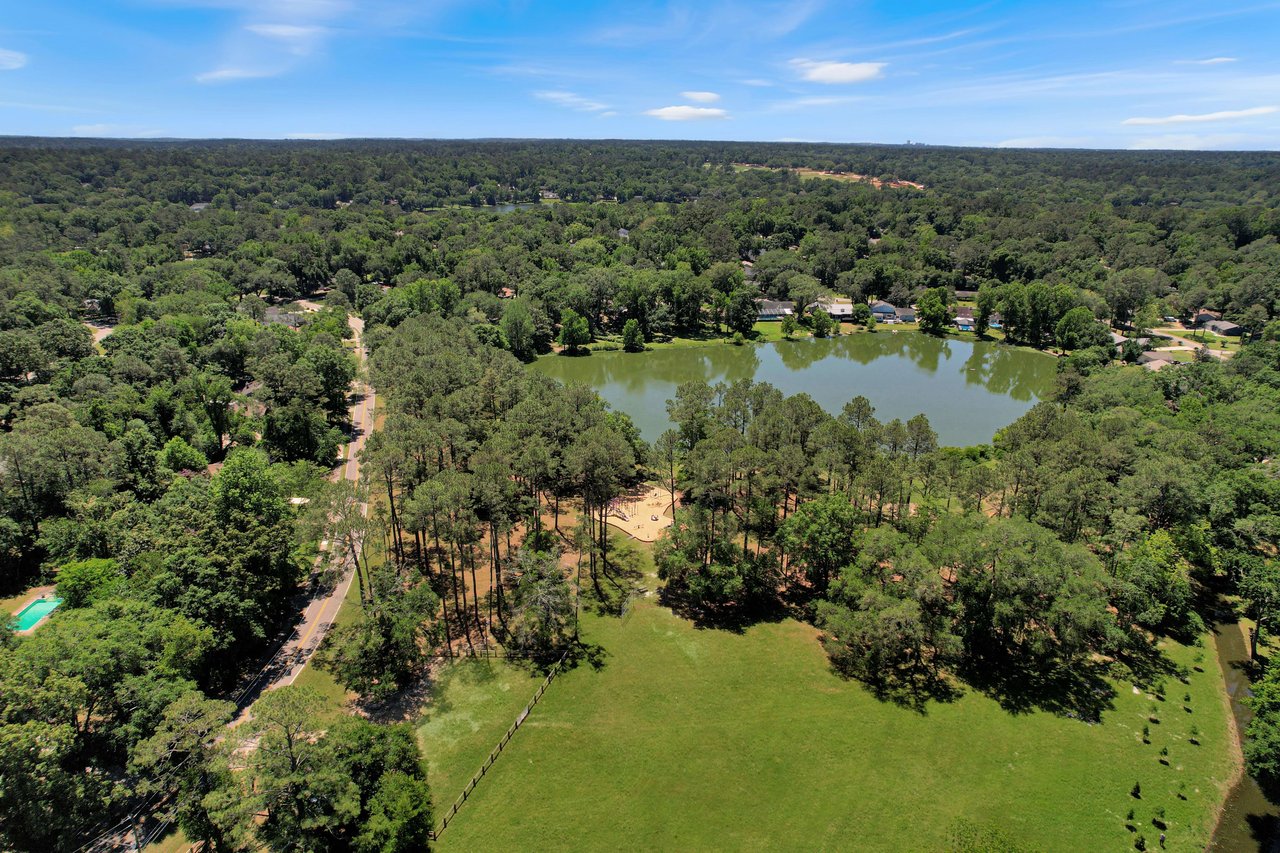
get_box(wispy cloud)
[740,78,773,87]
[189,0,384,83]
[535,90,610,112]
[244,22,329,55]
[1129,132,1259,150]
[644,105,729,121]
[0,48,27,70]
[196,66,278,83]
[790,58,886,84]
[592,0,822,46]
[0,99,95,113]
[1122,105,1277,125]
[1176,56,1237,65]
[681,90,720,103]
[996,136,1094,149]
[768,95,864,112]
[72,123,164,137]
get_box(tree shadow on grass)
[860,667,964,715]
[655,585,790,635]
[959,655,1117,723]
[565,638,609,672]
[581,556,646,617]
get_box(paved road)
[231,309,372,720]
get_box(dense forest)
[0,139,1278,850]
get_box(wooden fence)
[428,648,570,841]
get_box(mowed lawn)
[422,589,1236,851]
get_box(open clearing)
[732,163,925,190]
[419,547,1235,852]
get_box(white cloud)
[534,90,610,112]
[790,58,885,84]
[0,49,27,71]
[1177,57,1237,65]
[1123,105,1277,125]
[196,66,278,83]
[680,91,720,103]
[644,105,729,121]
[599,111,618,118]
[740,78,773,87]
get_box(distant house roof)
[756,299,794,319]
[1194,309,1222,324]
[954,306,975,321]
[189,202,210,212]
[954,289,978,300]
[895,306,916,321]
[498,286,516,299]
[617,228,630,239]
[1138,351,1174,364]
[1205,319,1243,336]
[1110,331,1128,346]
[809,297,854,317]
[869,300,897,315]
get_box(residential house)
[809,297,855,319]
[870,300,898,322]
[896,306,917,323]
[954,289,979,301]
[1138,352,1176,371]
[756,299,795,321]
[1205,319,1243,336]
[1193,309,1223,326]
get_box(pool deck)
[10,584,56,634]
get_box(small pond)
[530,332,1058,447]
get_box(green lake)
[529,333,1058,447]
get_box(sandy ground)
[83,320,115,346]
[606,487,675,542]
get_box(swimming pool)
[12,596,62,631]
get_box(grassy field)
[422,548,1235,853]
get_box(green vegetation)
[423,574,1233,852]
[1,138,1278,850]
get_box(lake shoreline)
[531,329,1057,448]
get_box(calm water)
[530,333,1057,447]
[1208,610,1280,852]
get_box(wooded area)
[0,139,1278,850]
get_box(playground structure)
[606,486,676,542]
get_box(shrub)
[56,558,124,607]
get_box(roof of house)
[954,289,979,300]
[869,300,897,313]
[1205,319,1242,334]
[895,306,916,318]
[1138,351,1174,364]
[756,299,794,315]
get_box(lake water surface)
[530,333,1057,446]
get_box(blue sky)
[1,1,1278,149]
